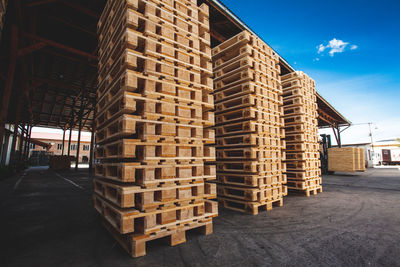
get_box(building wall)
[30,139,91,162]
[342,141,400,166]
[372,146,400,165]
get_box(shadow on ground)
[0,168,399,266]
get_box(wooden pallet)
[94,161,216,185]
[95,139,215,162]
[286,177,322,190]
[218,196,284,215]
[212,31,278,64]
[215,107,282,126]
[96,114,215,145]
[214,81,281,104]
[217,173,286,188]
[217,184,285,202]
[216,147,283,160]
[283,114,318,126]
[217,160,285,174]
[285,151,320,161]
[93,178,216,210]
[286,160,320,171]
[288,185,323,197]
[215,120,284,137]
[215,94,282,115]
[94,193,217,234]
[285,169,321,179]
[285,133,319,143]
[97,69,213,111]
[286,142,319,152]
[214,69,280,93]
[102,217,213,258]
[96,74,214,117]
[216,133,284,147]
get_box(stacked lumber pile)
[49,155,71,170]
[328,147,366,172]
[0,0,7,41]
[211,31,287,215]
[281,71,322,196]
[94,0,217,257]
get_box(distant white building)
[339,139,400,167]
[372,139,400,165]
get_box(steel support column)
[0,26,18,159]
[75,120,82,171]
[61,128,65,155]
[67,125,72,156]
[17,123,25,167]
[336,125,342,148]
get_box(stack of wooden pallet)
[0,0,7,41]
[94,0,217,257]
[281,71,322,196]
[328,147,366,172]
[211,31,287,215]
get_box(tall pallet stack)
[94,0,218,257]
[0,0,7,41]
[211,31,287,215]
[281,71,322,196]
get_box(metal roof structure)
[0,0,351,165]
[0,0,104,133]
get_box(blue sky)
[220,0,400,144]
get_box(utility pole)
[368,122,374,152]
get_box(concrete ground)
[1,167,400,266]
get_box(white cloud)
[350,44,358,50]
[317,38,357,57]
[317,44,326,53]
